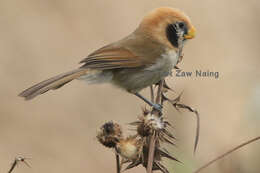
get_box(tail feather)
[19,68,88,100]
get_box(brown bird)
[19,7,196,111]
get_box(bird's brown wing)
[19,41,154,100]
[79,44,148,70]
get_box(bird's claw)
[152,103,163,112]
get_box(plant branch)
[150,86,154,103]
[155,81,164,105]
[115,153,120,173]
[8,156,31,173]
[193,136,260,173]
[175,103,200,154]
[162,92,200,153]
[147,80,164,173]
[146,131,156,173]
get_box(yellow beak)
[184,26,196,39]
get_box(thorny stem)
[115,153,120,173]
[8,160,17,173]
[146,131,156,173]
[155,81,164,105]
[193,136,260,173]
[193,109,200,154]
[162,91,200,154]
[174,102,200,154]
[150,86,154,103]
[147,80,164,173]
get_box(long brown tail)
[19,68,89,100]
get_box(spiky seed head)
[116,136,143,161]
[97,121,123,148]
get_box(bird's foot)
[152,103,163,112]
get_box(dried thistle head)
[124,109,179,173]
[115,135,143,161]
[130,108,166,137]
[130,109,175,145]
[97,121,123,148]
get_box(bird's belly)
[112,51,178,92]
[112,70,166,92]
[112,63,174,93]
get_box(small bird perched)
[19,7,196,111]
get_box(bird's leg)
[134,93,162,111]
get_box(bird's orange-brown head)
[137,7,196,49]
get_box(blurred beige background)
[1,0,260,173]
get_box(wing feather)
[80,45,146,70]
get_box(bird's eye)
[178,22,185,29]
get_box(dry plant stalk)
[115,153,120,173]
[8,156,31,173]
[162,92,200,154]
[193,136,260,173]
[147,80,164,173]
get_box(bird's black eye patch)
[166,24,178,47]
[166,22,188,47]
